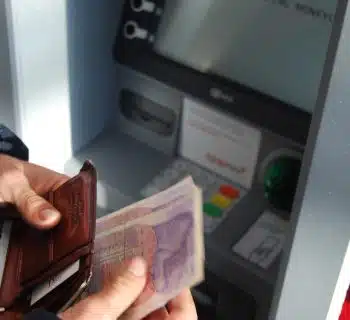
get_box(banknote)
[88,177,204,320]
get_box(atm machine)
[62,0,350,319]
[2,0,349,319]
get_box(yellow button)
[211,193,232,209]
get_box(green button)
[203,203,223,218]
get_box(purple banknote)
[89,177,204,320]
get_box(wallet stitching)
[48,191,54,263]
[17,248,23,284]
[49,236,54,263]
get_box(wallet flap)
[0,161,96,310]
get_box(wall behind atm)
[5,0,122,172]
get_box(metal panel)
[271,0,350,319]
[0,2,15,131]
[5,0,71,171]
[3,0,125,171]
[66,0,124,154]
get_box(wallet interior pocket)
[29,253,92,313]
[1,253,92,319]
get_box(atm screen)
[154,0,337,113]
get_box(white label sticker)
[31,260,80,305]
[232,211,287,269]
[0,221,12,286]
[326,241,350,320]
[180,98,261,189]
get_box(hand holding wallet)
[0,161,97,319]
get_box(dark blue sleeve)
[23,309,60,320]
[0,125,28,161]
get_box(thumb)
[10,175,61,229]
[60,257,147,320]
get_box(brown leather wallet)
[0,161,97,319]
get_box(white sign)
[31,260,80,305]
[180,98,261,189]
[0,221,12,286]
[233,211,287,269]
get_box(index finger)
[167,289,197,319]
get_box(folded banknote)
[88,177,204,320]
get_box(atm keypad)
[141,158,246,233]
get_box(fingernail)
[128,257,146,277]
[39,209,60,222]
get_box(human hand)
[0,154,69,229]
[60,257,147,320]
[144,289,197,320]
[0,155,198,319]
[60,257,197,320]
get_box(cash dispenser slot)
[192,269,257,320]
[120,89,176,136]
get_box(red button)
[219,185,240,199]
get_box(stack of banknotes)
[88,177,205,320]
